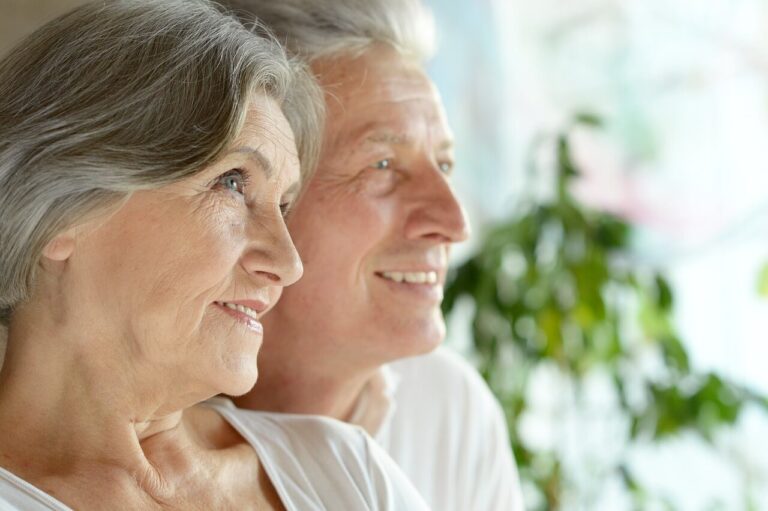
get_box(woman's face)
[57,94,303,399]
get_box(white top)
[0,398,429,511]
[374,347,525,511]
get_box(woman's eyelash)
[213,169,250,196]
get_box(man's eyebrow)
[365,132,455,152]
[436,138,454,152]
[224,146,273,178]
[365,132,412,145]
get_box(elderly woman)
[0,1,429,510]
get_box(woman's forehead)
[235,97,300,169]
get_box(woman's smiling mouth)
[215,301,265,333]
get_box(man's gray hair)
[222,0,436,63]
[0,0,323,323]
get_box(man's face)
[263,44,469,370]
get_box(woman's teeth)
[219,302,259,320]
[380,271,438,284]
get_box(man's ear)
[41,233,75,262]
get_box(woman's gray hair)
[0,0,323,323]
[221,0,436,63]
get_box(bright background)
[426,0,768,509]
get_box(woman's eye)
[371,158,393,171]
[214,169,248,195]
[279,202,292,218]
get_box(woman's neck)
[0,317,198,498]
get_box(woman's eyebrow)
[225,146,273,178]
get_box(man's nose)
[404,166,470,244]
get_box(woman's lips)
[214,301,264,333]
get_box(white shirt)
[0,398,429,511]
[373,347,525,511]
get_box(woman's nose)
[239,212,303,288]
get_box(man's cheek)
[266,287,284,313]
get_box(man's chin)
[378,317,445,362]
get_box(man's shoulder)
[384,347,505,427]
[380,348,523,511]
[388,347,495,405]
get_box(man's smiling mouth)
[377,271,438,284]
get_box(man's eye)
[214,169,248,195]
[371,158,393,171]
[438,161,453,174]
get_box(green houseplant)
[443,118,768,510]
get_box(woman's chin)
[218,360,259,397]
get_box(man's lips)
[374,270,445,303]
[375,270,442,285]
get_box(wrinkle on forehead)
[316,45,436,110]
[233,97,301,185]
[337,73,436,114]
[320,54,451,144]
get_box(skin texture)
[0,94,298,510]
[235,44,469,424]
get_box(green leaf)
[757,261,768,297]
[660,335,690,374]
[573,112,603,127]
[654,275,674,311]
[557,135,579,180]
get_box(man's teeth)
[221,302,259,320]
[381,271,438,284]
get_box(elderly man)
[224,0,524,509]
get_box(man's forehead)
[316,46,437,106]
[314,46,454,149]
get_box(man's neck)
[236,312,392,431]
[233,361,375,423]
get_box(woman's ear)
[41,233,75,262]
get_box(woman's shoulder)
[203,397,429,511]
[205,396,366,443]
[204,397,372,472]
[0,466,70,510]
